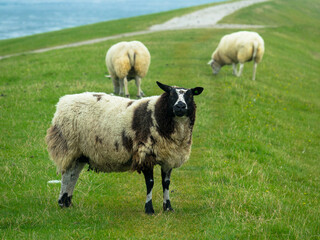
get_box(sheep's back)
[215,31,264,64]
[52,92,140,172]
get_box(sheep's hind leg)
[142,168,154,214]
[112,77,120,95]
[123,77,130,98]
[252,62,258,81]
[161,168,174,212]
[119,78,125,96]
[58,160,86,208]
[135,76,144,98]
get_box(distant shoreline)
[0,0,267,60]
[0,0,224,40]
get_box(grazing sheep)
[208,31,265,80]
[106,41,151,98]
[46,81,203,214]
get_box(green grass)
[1,0,320,239]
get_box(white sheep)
[106,41,151,98]
[208,31,265,80]
[46,81,203,214]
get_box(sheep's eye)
[170,91,176,97]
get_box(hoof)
[163,200,174,212]
[58,193,72,208]
[125,94,130,98]
[145,200,155,215]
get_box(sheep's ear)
[208,59,213,65]
[157,81,172,93]
[191,87,204,96]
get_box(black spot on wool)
[114,141,119,151]
[127,101,134,108]
[154,93,175,139]
[122,130,133,152]
[132,100,153,143]
[93,94,103,101]
[95,136,103,144]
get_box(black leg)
[161,168,174,212]
[142,168,154,214]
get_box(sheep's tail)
[252,41,259,61]
[127,48,136,67]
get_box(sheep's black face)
[156,81,203,118]
[171,88,190,117]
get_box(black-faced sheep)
[106,41,151,98]
[208,31,265,80]
[46,81,203,214]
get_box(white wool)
[47,92,192,173]
[105,41,151,97]
[209,31,265,80]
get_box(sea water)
[0,0,223,40]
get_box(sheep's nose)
[173,101,187,117]
[175,101,186,110]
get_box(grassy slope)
[1,0,320,239]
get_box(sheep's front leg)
[161,168,174,211]
[232,63,238,76]
[142,168,154,214]
[237,63,244,77]
[135,76,144,98]
[58,161,85,208]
